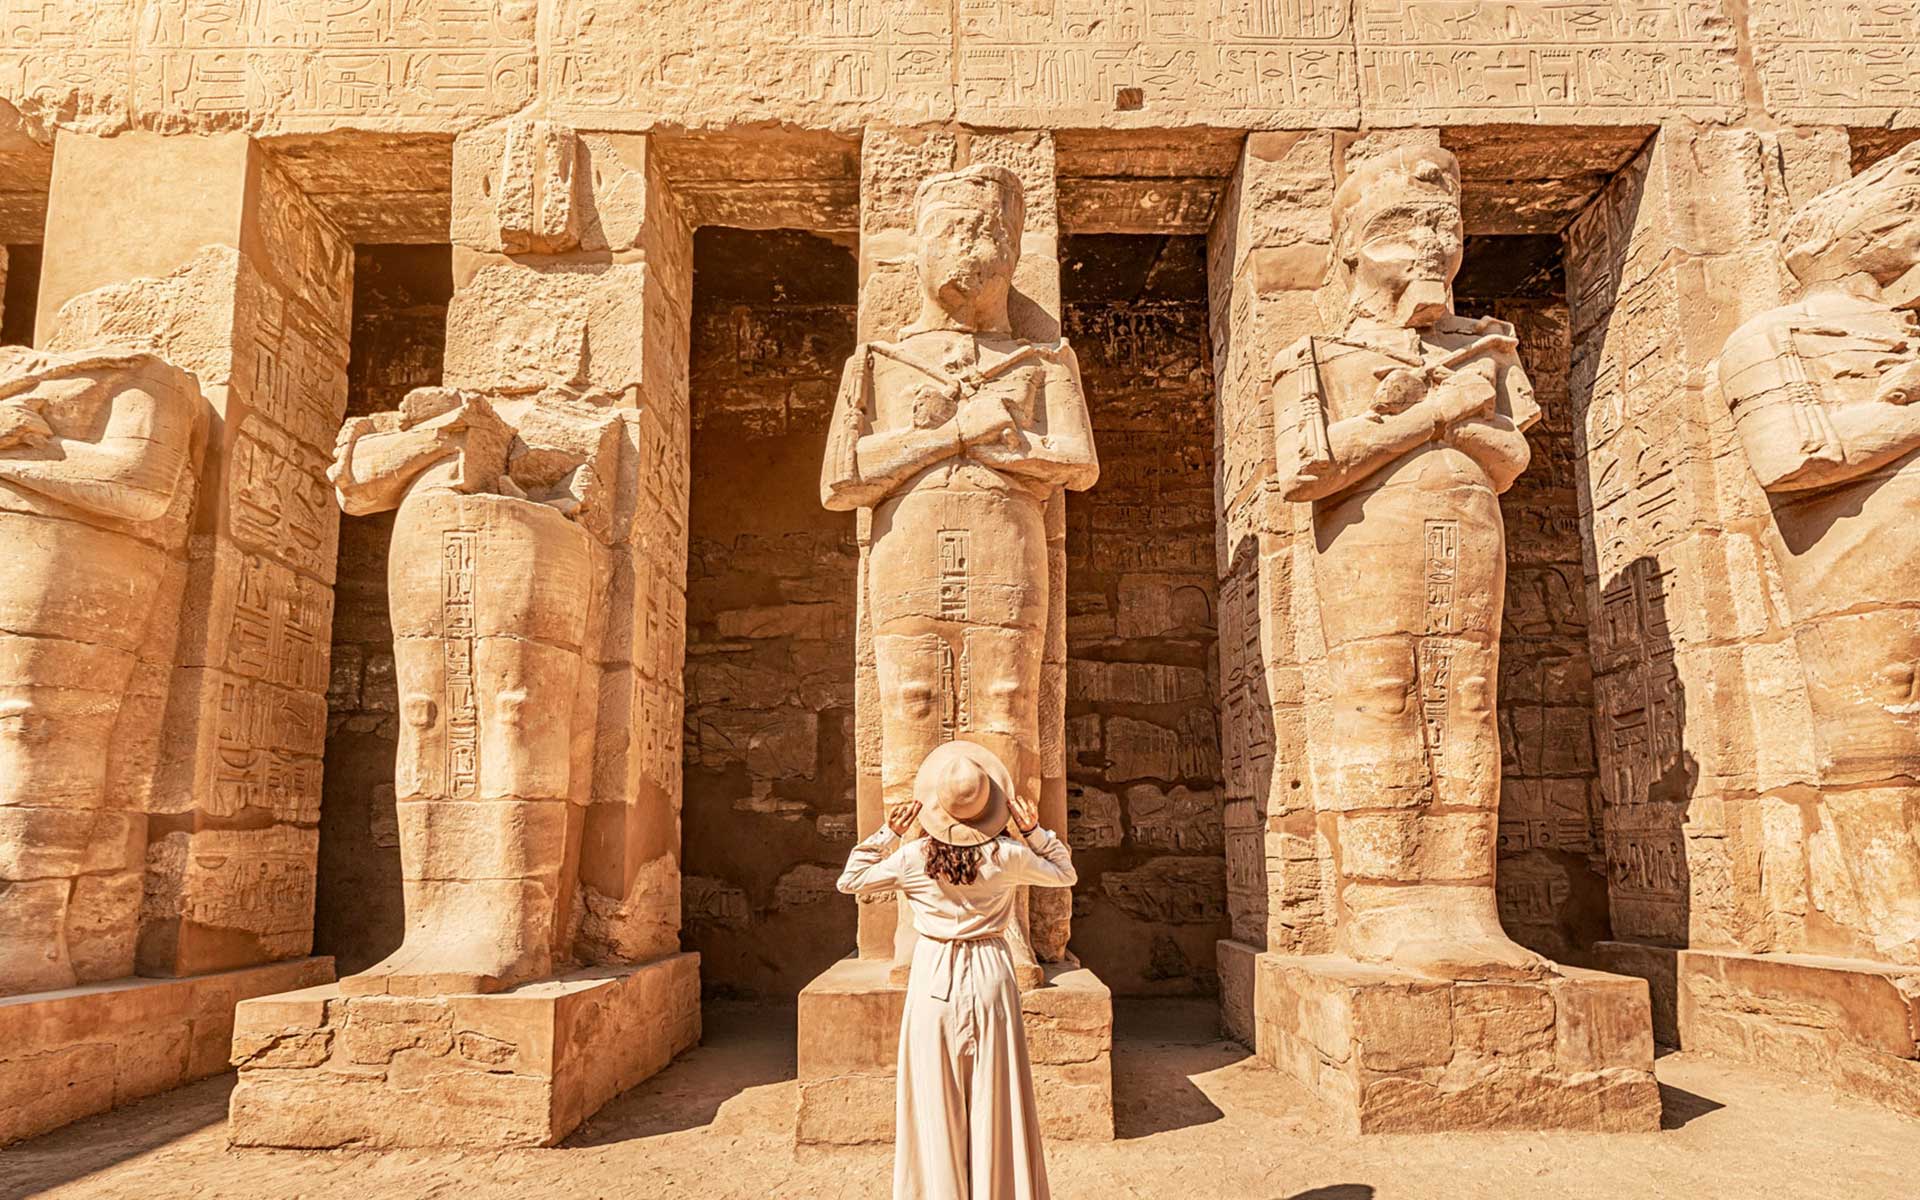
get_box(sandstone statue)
[821,163,1099,970]
[1713,140,1920,961]
[0,348,204,996]
[1273,146,1547,980]
[329,387,623,996]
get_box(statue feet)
[1387,933,1555,982]
[338,932,539,998]
[1342,885,1557,982]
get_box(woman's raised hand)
[886,800,921,837]
[1007,793,1040,835]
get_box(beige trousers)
[894,935,1049,1200]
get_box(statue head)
[1332,147,1464,330]
[1784,141,1920,303]
[911,164,1025,334]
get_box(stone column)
[227,118,699,1151]
[0,130,339,1146]
[1574,123,1920,1116]
[1206,131,1342,1043]
[797,125,1113,1148]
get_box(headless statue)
[329,388,620,995]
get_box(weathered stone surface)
[0,957,332,1146]
[228,955,699,1149]
[1251,953,1659,1134]
[1678,949,1920,1118]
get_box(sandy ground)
[3,999,1914,1200]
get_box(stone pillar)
[0,130,339,1146]
[226,119,698,1150]
[796,126,1113,1148]
[1223,131,1659,1134]
[1575,123,1920,1116]
[1206,131,1342,1043]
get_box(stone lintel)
[794,956,1114,1146]
[227,953,700,1149]
[1251,952,1661,1134]
[0,957,333,1146]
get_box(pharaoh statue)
[821,164,1099,975]
[1713,141,1920,960]
[0,349,204,996]
[329,387,623,996]
[1273,147,1548,980]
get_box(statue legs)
[343,493,592,997]
[0,516,163,995]
[1315,473,1549,980]
[870,483,1048,977]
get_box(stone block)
[228,954,699,1149]
[1593,939,1681,1047]
[0,957,332,1145]
[794,956,1114,1146]
[1677,948,1920,1118]
[1249,953,1660,1134]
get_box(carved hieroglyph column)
[0,130,340,1146]
[1572,123,1920,1113]
[37,131,352,981]
[1206,132,1342,1041]
[228,118,699,1151]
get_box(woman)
[837,741,1078,1200]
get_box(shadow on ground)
[1112,997,1250,1139]
[0,1075,233,1200]
[566,1000,798,1146]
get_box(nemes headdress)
[1331,146,1463,263]
[914,163,1026,246]
[1782,139,1920,286]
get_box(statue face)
[1348,205,1463,328]
[916,200,1017,311]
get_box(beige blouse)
[836,826,1078,942]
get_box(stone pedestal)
[794,957,1113,1146]
[1676,949,1920,1117]
[227,953,699,1149]
[1,957,333,1145]
[1249,953,1661,1134]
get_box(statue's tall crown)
[1331,146,1462,260]
[913,163,1026,246]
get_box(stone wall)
[1062,234,1229,996]
[681,228,862,999]
[315,245,450,975]
[1457,239,1612,964]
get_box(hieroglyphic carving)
[1751,0,1920,121]
[1356,0,1740,117]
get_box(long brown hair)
[924,839,984,885]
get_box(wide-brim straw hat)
[912,741,1013,847]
